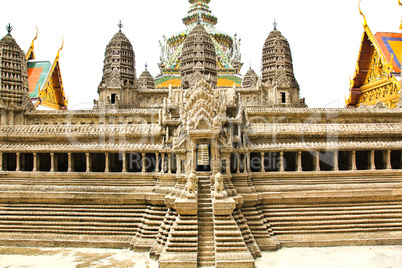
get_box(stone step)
[215,246,248,252]
[0,215,142,223]
[166,242,198,248]
[0,228,136,235]
[215,237,244,243]
[165,247,197,252]
[266,214,402,222]
[274,226,402,234]
[198,261,215,267]
[198,255,215,262]
[215,241,247,248]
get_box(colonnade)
[0,149,400,173]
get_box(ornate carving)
[366,50,393,84]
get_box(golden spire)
[399,0,402,29]
[358,0,368,28]
[26,27,38,60]
[56,37,64,60]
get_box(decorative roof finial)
[6,23,13,36]
[117,20,124,32]
[145,62,148,71]
[273,19,278,30]
[249,61,252,70]
[198,12,202,25]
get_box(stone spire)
[261,25,298,87]
[0,27,33,125]
[242,67,259,88]
[138,64,155,89]
[261,24,306,107]
[180,23,217,88]
[98,24,136,108]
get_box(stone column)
[142,153,146,173]
[168,153,172,174]
[315,151,320,171]
[67,153,72,172]
[16,152,20,171]
[0,152,3,171]
[50,153,55,172]
[161,153,166,173]
[122,153,127,173]
[246,152,251,173]
[333,151,339,171]
[155,153,160,172]
[177,155,182,174]
[385,150,392,170]
[279,151,284,172]
[191,142,196,172]
[236,153,240,173]
[370,150,375,170]
[297,151,302,172]
[32,153,37,172]
[86,153,91,172]
[226,157,231,174]
[105,153,109,172]
[260,152,265,172]
[350,151,357,171]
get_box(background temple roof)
[375,32,402,73]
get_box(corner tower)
[180,23,217,89]
[0,25,33,125]
[261,23,305,107]
[97,22,136,109]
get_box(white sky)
[1,0,401,109]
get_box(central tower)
[155,0,243,88]
[180,22,218,89]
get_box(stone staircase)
[0,203,146,248]
[197,175,215,267]
[261,201,402,247]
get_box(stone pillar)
[50,153,55,172]
[142,153,146,173]
[260,152,265,172]
[177,155,182,174]
[168,153,172,174]
[161,153,166,173]
[16,152,20,171]
[333,151,339,171]
[226,157,231,174]
[236,153,240,173]
[350,151,357,171]
[385,150,392,170]
[33,153,37,172]
[122,153,127,173]
[297,151,302,172]
[86,153,91,172]
[105,153,109,172]
[314,151,320,171]
[155,153,160,172]
[246,152,251,173]
[370,150,375,170]
[68,153,72,172]
[279,151,284,172]
[0,152,3,171]
[191,142,196,172]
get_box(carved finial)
[358,0,368,28]
[145,62,148,71]
[198,12,202,25]
[6,23,13,36]
[249,61,252,70]
[117,20,124,32]
[273,19,278,30]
